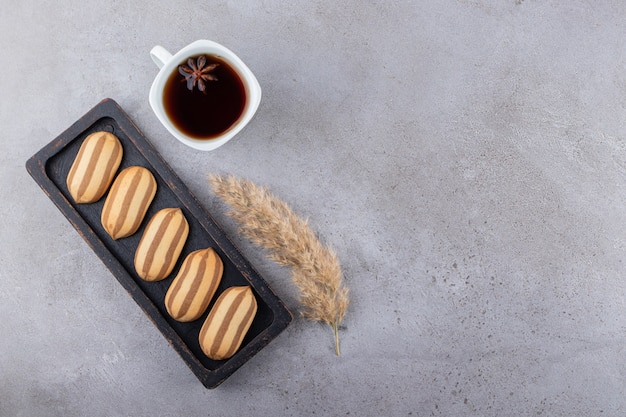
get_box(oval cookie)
[66,131,123,203]
[199,286,257,360]
[134,207,189,281]
[101,166,157,240]
[165,248,224,322]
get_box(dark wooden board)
[25,98,292,389]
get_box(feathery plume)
[208,174,349,355]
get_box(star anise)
[178,55,219,93]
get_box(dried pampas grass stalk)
[209,174,349,355]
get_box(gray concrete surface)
[2,1,626,416]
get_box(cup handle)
[150,45,172,69]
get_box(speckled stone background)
[2,1,626,416]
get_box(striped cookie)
[165,248,224,322]
[134,207,189,281]
[66,131,123,204]
[101,166,157,240]
[199,286,257,360]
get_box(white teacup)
[149,40,262,151]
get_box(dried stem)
[209,174,349,355]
